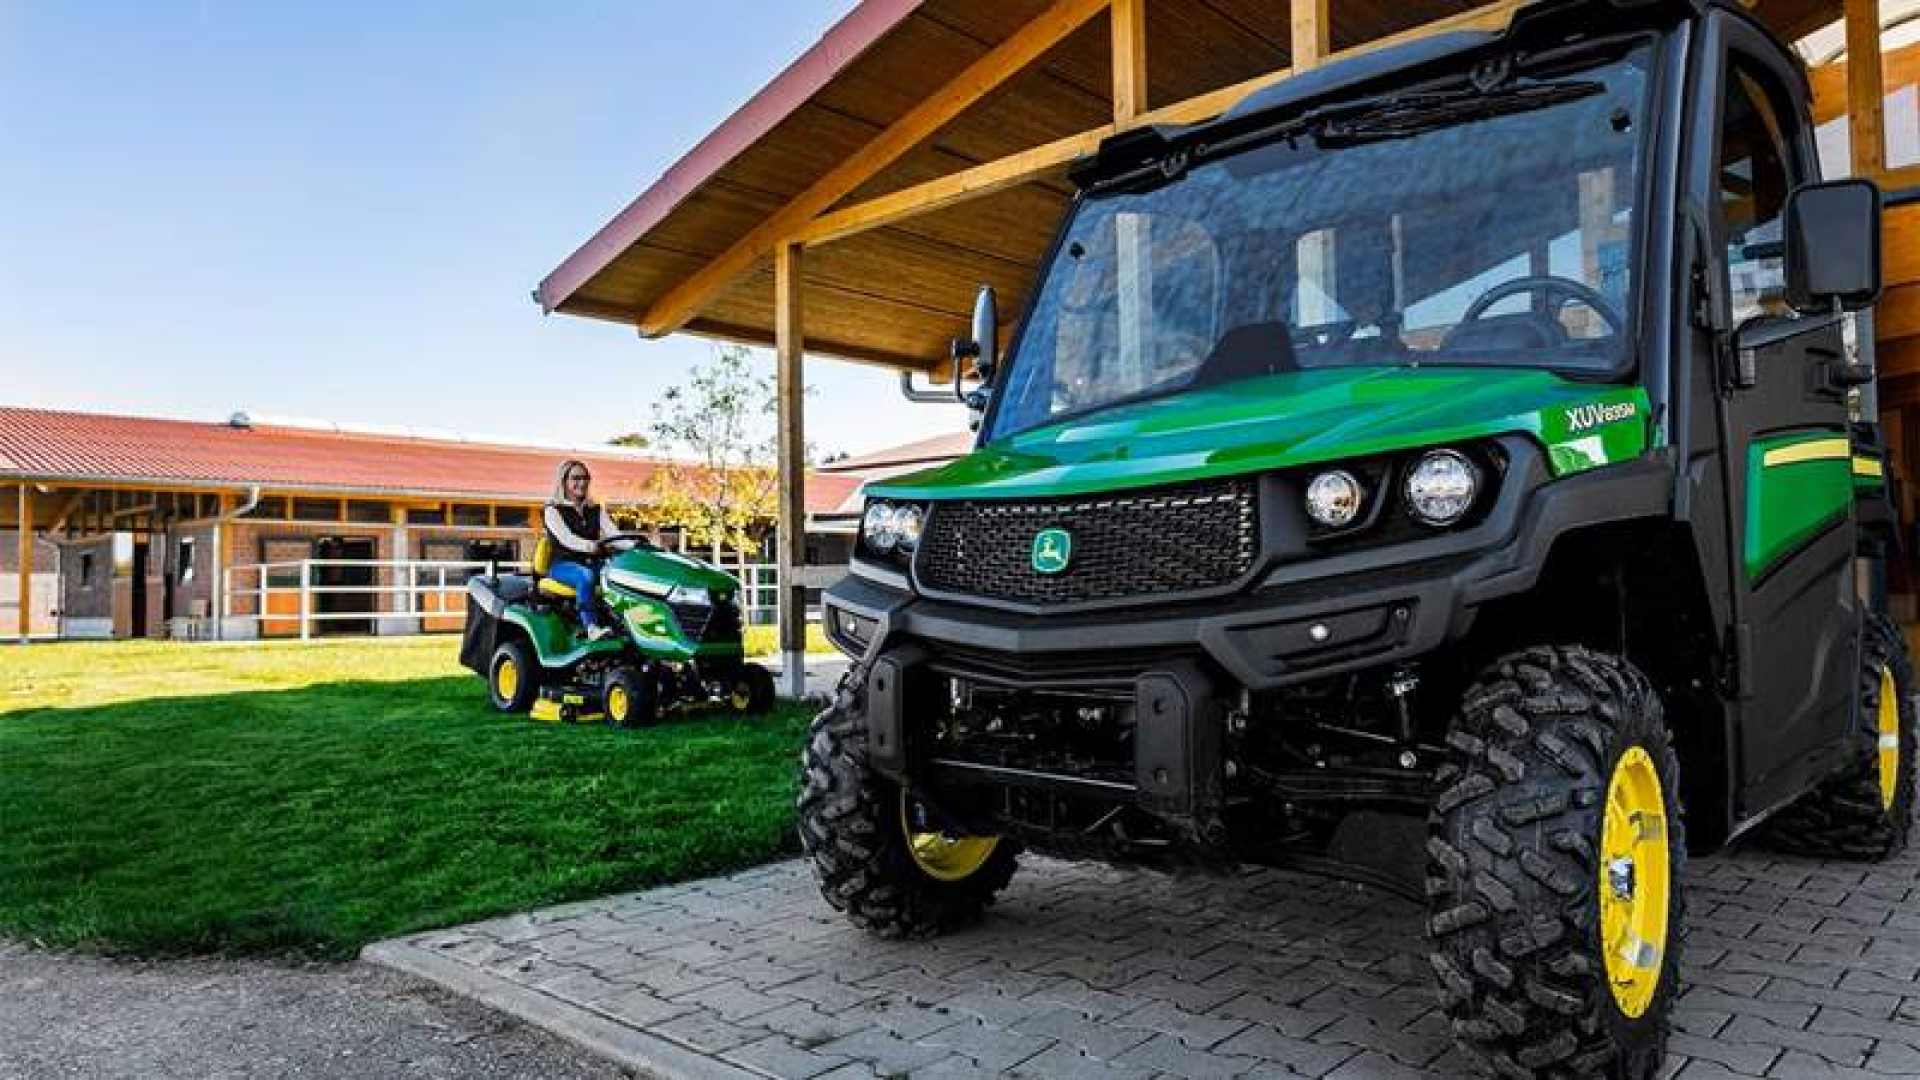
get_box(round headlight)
[894,504,924,551]
[862,502,900,552]
[1405,450,1480,526]
[1304,470,1365,529]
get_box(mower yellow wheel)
[495,658,519,702]
[1879,667,1901,812]
[1599,746,1671,1019]
[731,685,752,710]
[607,684,631,726]
[899,792,999,882]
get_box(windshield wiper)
[1082,79,1605,196]
[1314,80,1605,146]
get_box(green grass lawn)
[0,639,812,960]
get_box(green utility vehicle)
[798,0,1914,1075]
[461,534,774,725]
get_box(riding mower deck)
[459,533,775,725]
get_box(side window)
[1717,63,1797,324]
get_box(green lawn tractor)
[801,2,1915,1077]
[460,534,774,725]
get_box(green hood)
[602,546,740,595]
[870,367,1652,501]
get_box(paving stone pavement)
[368,843,1920,1079]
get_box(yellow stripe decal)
[1854,457,1886,478]
[1762,438,1852,468]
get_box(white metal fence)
[218,558,796,639]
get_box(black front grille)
[916,478,1259,607]
[671,593,742,644]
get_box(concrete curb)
[362,939,763,1080]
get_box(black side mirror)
[1786,179,1883,315]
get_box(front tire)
[1763,614,1916,859]
[488,640,539,714]
[727,665,776,716]
[1428,646,1685,1080]
[603,667,659,728]
[797,679,1018,938]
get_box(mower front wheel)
[604,667,661,728]
[488,639,539,714]
[728,665,776,715]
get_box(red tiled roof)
[820,431,972,473]
[0,406,856,515]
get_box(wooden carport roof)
[537,0,1843,374]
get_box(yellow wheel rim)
[496,658,519,701]
[1599,746,1671,1019]
[1879,667,1901,812]
[900,792,999,882]
[608,685,630,724]
[731,685,752,710]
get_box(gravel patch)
[0,939,636,1080]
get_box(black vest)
[547,502,602,550]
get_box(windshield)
[988,43,1654,443]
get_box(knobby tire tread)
[797,672,1018,939]
[1428,645,1684,1080]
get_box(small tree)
[647,345,785,568]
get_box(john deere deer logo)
[1032,528,1072,574]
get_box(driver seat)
[532,536,578,600]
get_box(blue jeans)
[547,560,599,630]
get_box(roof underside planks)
[541,0,1845,374]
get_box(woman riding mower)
[545,459,621,640]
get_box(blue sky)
[0,1,968,456]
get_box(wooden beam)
[798,128,1110,245]
[1846,0,1886,178]
[17,483,31,642]
[1291,0,1329,70]
[44,490,87,535]
[1112,0,1148,122]
[773,242,808,697]
[802,0,1524,249]
[639,0,1111,338]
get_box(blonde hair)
[552,459,593,506]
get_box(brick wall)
[59,535,114,621]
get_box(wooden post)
[16,483,30,643]
[1112,0,1148,122]
[775,241,808,698]
[1846,0,1885,179]
[1291,0,1329,70]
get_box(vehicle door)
[1699,17,1858,816]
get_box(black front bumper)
[825,453,1672,824]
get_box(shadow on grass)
[0,677,812,961]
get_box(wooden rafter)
[799,0,1525,250]
[1845,0,1887,178]
[1112,0,1148,122]
[638,0,1112,338]
[1291,0,1329,69]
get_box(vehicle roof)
[1081,0,1801,180]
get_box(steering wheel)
[596,532,653,554]
[1446,275,1624,350]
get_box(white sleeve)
[598,507,620,538]
[544,505,597,556]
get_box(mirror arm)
[950,338,981,404]
[899,371,953,405]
